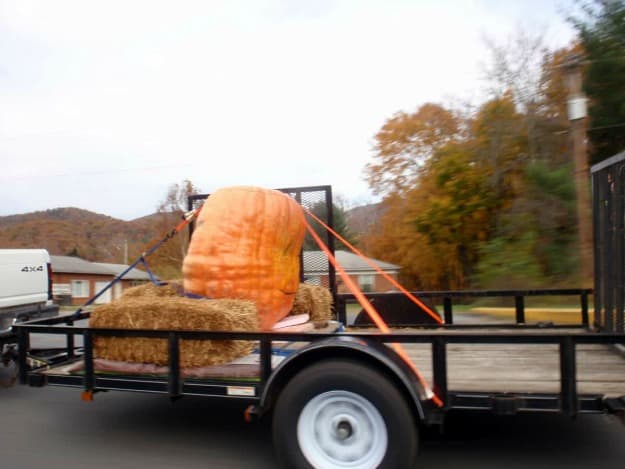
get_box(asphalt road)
[2,383,625,469]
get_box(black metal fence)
[592,151,625,332]
[337,288,592,327]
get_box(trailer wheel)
[272,359,418,468]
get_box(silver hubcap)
[297,390,388,468]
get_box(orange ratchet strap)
[302,214,444,408]
[304,208,442,325]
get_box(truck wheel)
[272,359,418,468]
[0,357,18,388]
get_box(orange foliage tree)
[364,95,533,290]
[363,40,582,290]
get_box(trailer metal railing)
[14,301,625,418]
[592,151,625,333]
[337,288,593,327]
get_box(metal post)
[17,327,29,385]
[560,336,578,417]
[336,296,347,325]
[515,296,525,324]
[443,297,453,324]
[325,186,338,311]
[168,333,181,398]
[592,170,602,330]
[581,291,589,328]
[66,319,75,359]
[432,338,448,407]
[260,337,272,384]
[615,172,625,332]
[83,330,94,393]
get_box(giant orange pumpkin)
[182,186,306,330]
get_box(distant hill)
[0,207,170,263]
[346,203,384,240]
[0,203,383,263]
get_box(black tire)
[0,358,18,388]
[272,358,418,469]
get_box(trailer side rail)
[337,288,593,327]
[14,310,625,418]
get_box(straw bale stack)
[290,283,333,322]
[90,284,258,367]
[121,281,184,298]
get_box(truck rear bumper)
[0,304,59,339]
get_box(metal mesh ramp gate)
[592,151,625,332]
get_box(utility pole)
[563,54,593,287]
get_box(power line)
[553,122,625,134]
[587,122,625,131]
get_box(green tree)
[573,0,625,163]
[476,161,578,288]
[303,200,354,251]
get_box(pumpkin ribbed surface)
[182,186,306,330]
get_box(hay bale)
[122,281,183,298]
[290,284,313,315]
[290,283,333,322]
[90,296,258,367]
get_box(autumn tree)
[365,103,492,289]
[471,44,587,288]
[471,93,528,202]
[148,179,201,279]
[363,194,434,289]
[483,29,551,170]
[472,47,583,288]
[534,45,583,165]
[362,27,588,290]
[363,88,578,289]
[366,103,463,196]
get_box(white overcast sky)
[1,0,577,220]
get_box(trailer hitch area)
[491,394,524,416]
[0,344,18,388]
[244,405,262,423]
[604,397,625,424]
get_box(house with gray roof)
[50,255,150,306]
[49,250,399,306]
[303,250,400,293]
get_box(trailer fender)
[260,336,429,421]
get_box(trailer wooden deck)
[36,326,625,398]
[396,328,625,397]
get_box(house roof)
[50,251,396,280]
[51,256,151,280]
[304,250,399,274]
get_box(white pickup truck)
[0,249,59,339]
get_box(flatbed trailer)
[13,293,625,468]
[12,177,625,468]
